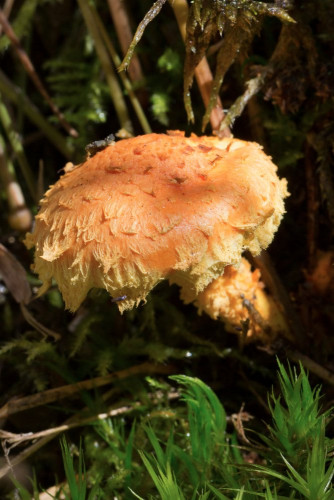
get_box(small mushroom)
[188,257,289,342]
[25,132,288,313]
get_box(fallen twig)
[0,384,179,480]
[0,361,176,420]
[0,403,142,446]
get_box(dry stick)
[0,93,36,200]
[169,0,230,137]
[0,391,181,446]
[0,10,78,139]
[0,70,73,160]
[107,0,144,85]
[0,362,175,420]
[77,0,133,135]
[91,7,152,134]
[0,403,142,445]
[0,364,177,479]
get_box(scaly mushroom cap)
[25,132,288,312]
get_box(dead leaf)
[0,244,31,304]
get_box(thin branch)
[0,403,142,445]
[107,0,145,85]
[0,9,78,138]
[219,70,268,133]
[77,0,133,135]
[3,391,183,446]
[119,0,168,72]
[0,70,74,160]
[0,362,176,419]
[91,6,152,134]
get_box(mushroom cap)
[25,132,288,312]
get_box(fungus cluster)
[25,131,288,315]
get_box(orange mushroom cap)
[25,132,288,312]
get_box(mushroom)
[188,257,289,342]
[25,131,288,313]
